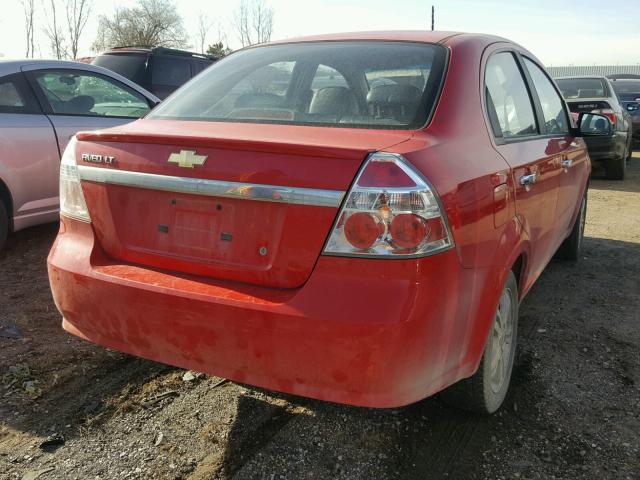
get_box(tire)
[0,201,8,251]
[556,192,587,261]
[441,271,518,414]
[606,156,626,180]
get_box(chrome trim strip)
[77,166,344,208]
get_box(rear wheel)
[556,192,587,261]
[0,201,8,251]
[606,156,626,180]
[441,271,518,414]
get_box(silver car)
[0,60,159,249]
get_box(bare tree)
[42,0,67,59]
[234,0,274,47]
[194,13,213,54]
[92,0,189,52]
[21,0,37,58]
[66,0,92,59]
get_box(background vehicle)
[49,32,606,414]
[92,47,217,99]
[556,75,632,179]
[610,78,640,147]
[0,60,159,250]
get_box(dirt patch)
[1,157,639,480]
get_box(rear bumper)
[48,218,497,408]
[584,134,620,162]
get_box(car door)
[23,67,152,153]
[0,72,60,229]
[483,49,563,284]
[521,57,589,238]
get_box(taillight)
[592,108,616,125]
[59,137,91,222]
[323,152,453,257]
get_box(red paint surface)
[48,32,590,407]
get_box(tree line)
[20,0,275,59]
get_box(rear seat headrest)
[309,86,359,117]
[367,84,422,106]
[235,93,284,108]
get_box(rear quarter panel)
[390,36,528,376]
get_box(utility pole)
[431,5,435,31]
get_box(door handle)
[519,173,537,186]
[561,159,573,169]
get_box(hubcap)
[489,288,514,394]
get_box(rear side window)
[0,74,39,114]
[485,52,538,138]
[0,79,25,108]
[148,41,447,129]
[152,57,192,87]
[92,54,148,85]
[193,60,213,75]
[523,58,569,135]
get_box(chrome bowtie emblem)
[168,150,208,168]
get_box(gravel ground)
[1,155,639,480]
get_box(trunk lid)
[76,120,412,288]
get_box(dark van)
[92,47,216,99]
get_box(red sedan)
[48,32,609,413]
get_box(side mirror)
[577,112,612,137]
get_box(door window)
[33,70,150,118]
[485,52,538,138]
[152,57,191,87]
[524,58,569,135]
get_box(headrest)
[367,84,422,106]
[309,87,359,116]
[235,93,284,108]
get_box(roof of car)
[0,59,88,76]
[101,46,216,60]
[267,30,509,46]
[555,75,609,80]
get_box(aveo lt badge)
[81,153,115,165]
[168,150,208,168]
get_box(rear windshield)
[556,78,607,99]
[611,80,640,94]
[148,41,447,129]
[92,54,148,84]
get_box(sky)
[1,0,639,66]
